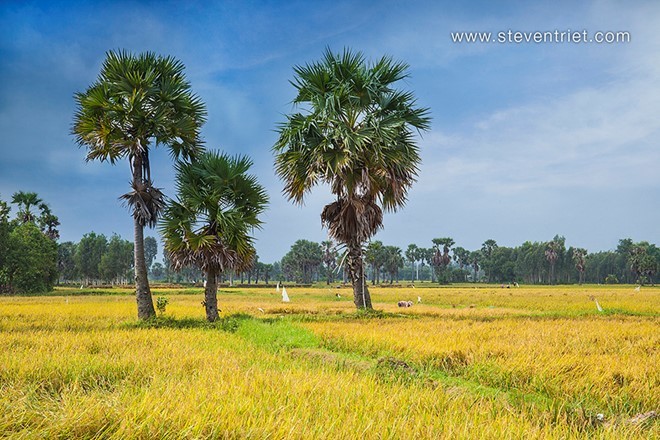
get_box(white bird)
[282,286,290,303]
[276,282,280,293]
[417,296,422,303]
[634,286,641,292]
[594,299,603,312]
[258,307,265,313]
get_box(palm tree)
[572,248,587,285]
[481,239,498,282]
[431,237,454,284]
[73,50,206,319]
[321,240,338,285]
[37,203,60,240]
[452,246,470,282]
[11,191,42,224]
[545,241,560,285]
[160,151,268,322]
[383,246,404,284]
[365,240,385,285]
[273,48,430,309]
[405,244,419,283]
[469,250,481,282]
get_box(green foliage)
[75,232,108,283]
[99,234,133,283]
[156,296,169,315]
[6,222,57,293]
[1,193,58,293]
[382,245,403,283]
[150,262,165,280]
[144,236,158,270]
[11,191,60,239]
[365,240,386,284]
[57,241,78,281]
[273,48,430,308]
[160,151,268,275]
[281,240,323,283]
[11,191,42,224]
[431,237,454,284]
[604,274,619,284]
[73,50,207,319]
[0,196,12,291]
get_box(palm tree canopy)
[73,50,207,164]
[273,47,430,212]
[160,151,269,273]
[73,50,207,228]
[11,191,42,223]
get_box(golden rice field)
[0,284,657,439]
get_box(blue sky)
[1,0,658,262]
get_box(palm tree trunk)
[134,217,156,319]
[204,267,219,322]
[347,242,372,309]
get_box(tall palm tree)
[273,48,430,309]
[160,151,268,322]
[73,50,206,319]
[11,191,42,224]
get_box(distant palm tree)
[73,50,206,319]
[11,191,42,224]
[383,246,403,284]
[545,240,560,285]
[37,203,60,240]
[321,240,338,285]
[406,244,419,283]
[572,248,587,285]
[431,237,454,284]
[469,250,481,282]
[160,152,268,322]
[273,48,430,309]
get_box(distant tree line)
[58,233,152,285]
[271,235,658,286]
[3,191,658,294]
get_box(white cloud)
[420,68,660,196]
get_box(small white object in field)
[596,414,605,422]
[336,293,341,298]
[417,296,422,303]
[412,284,415,288]
[276,282,280,293]
[282,286,290,302]
[258,307,265,313]
[634,285,640,292]
[80,285,83,289]
[203,279,207,288]
[594,299,603,312]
